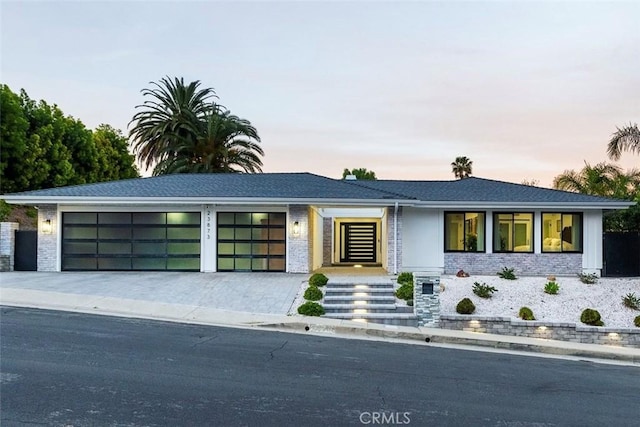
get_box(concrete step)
[323,303,398,310]
[324,312,418,319]
[325,283,393,289]
[324,288,395,295]
[324,306,414,314]
[323,295,396,302]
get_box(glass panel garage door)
[62,212,201,271]
[217,212,286,272]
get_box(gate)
[603,232,640,277]
[14,230,37,271]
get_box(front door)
[339,222,377,263]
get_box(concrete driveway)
[0,272,306,315]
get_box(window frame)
[541,212,583,253]
[492,212,534,253]
[444,211,486,253]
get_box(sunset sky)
[2,1,638,187]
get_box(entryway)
[339,222,377,263]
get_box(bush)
[308,273,328,287]
[580,308,604,326]
[622,293,640,310]
[635,315,640,328]
[456,298,476,314]
[544,281,560,295]
[406,299,414,307]
[578,273,598,284]
[472,282,497,298]
[397,272,413,285]
[297,301,325,316]
[395,283,413,300]
[303,286,323,301]
[497,267,517,280]
[0,200,11,222]
[518,306,535,321]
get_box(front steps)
[322,282,418,326]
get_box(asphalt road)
[1,307,639,427]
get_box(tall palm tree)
[154,105,263,174]
[129,76,263,175]
[607,123,640,161]
[451,156,473,179]
[553,162,640,198]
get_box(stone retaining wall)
[440,314,639,348]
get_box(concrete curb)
[2,287,639,364]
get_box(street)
[1,307,638,426]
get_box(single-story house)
[2,173,634,276]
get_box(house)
[2,173,633,276]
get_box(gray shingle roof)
[2,173,403,201]
[2,173,632,208]
[349,177,627,204]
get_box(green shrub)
[303,286,323,301]
[308,273,329,287]
[406,299,414,307]
[472,282,497,298]
[497,267,517,280]
[578,272,598,284]
[297,301,325,316]
[635,315,640,328]
[397,272,413,285]
[395,283,413,300]
[456,298,476,314]
[518,306,535,321]
[622,293,640,310]
[544,281,560,295]
[0,200,11,222]
[580,308,604,326]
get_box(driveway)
[0,272,306,315]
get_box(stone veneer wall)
[322,217,332,266]
[444,253,582,276]
[37,205,58,272]
[288,205,310,273]
[0,222,20,271]
[440,315,639,347]
[413,275,440,327]
[386,206,402,274]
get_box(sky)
[1,1,638,187]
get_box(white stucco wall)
[401,207,444,273]
[582,210,603,274]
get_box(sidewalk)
[1,272,639,364]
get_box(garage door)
[217,212,286,272]
[62,212,201,271]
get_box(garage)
[216,212,286,272]
[62,212,201,271]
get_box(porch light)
[42,219,52,234]
[292,221,300,236]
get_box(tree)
[553,162,640,231]
[521,178,540,187]
[607,123,640,161]
[1,84,138,193]
[451,156,472,179]
[129,76,263,175]
[342,168,377,180]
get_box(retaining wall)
[440,314,639,348]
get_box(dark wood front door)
[340,222,377,263]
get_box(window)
[542,213,582,252]
[445,212,485,252]
[493,213,533,252]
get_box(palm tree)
[607,123,640,161]
[154,105,263,174]
[553,162,640,198]
[129,76,263,175]
[451,156,473,179]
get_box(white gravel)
[440,275,640,328]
